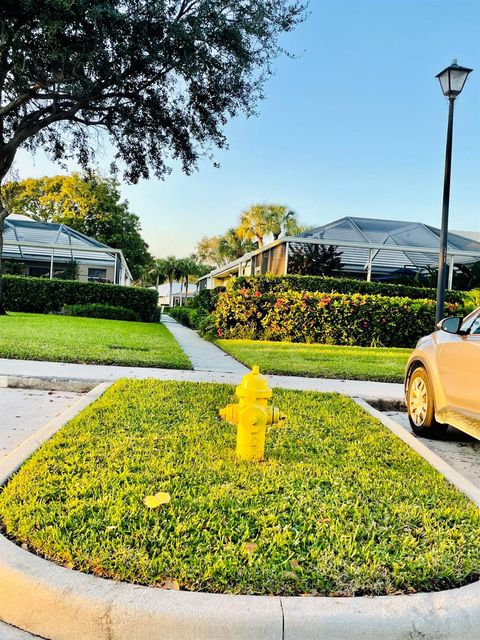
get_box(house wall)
[252,245,287,276]
[77,264,115,283]
[5,256,116,283]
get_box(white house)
[2,215,132,285]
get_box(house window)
[28,266,50,278]
[88,268,107,282]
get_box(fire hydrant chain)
[219,366,285,462]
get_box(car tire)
[407,367,448,438]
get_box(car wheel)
[407,367,448,438]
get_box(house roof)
[2,218,121,266]
[198,216,480,283]
[297,216,480,271]
[452,230,480,244]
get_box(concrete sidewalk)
[0,357,404,402]
[161,314,248,374]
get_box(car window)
[461,309,480,334]
[469,316,480,335]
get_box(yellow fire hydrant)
[219,365,284,462]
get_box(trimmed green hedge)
[215,288,465,348]
[169,305,216,335]
[188,288,224,313]
[232,275,466,304]
[168,306,201,328]
[3,275,158,322]
[63,303,140,322]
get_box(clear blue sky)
[14,0,480,258]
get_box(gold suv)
[405,307,480,439]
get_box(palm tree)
[154,256,181,306]
[219,227,257,261]
[265,205,299,240]
[175,257,195,306]
[149,260,167,291]
[237,205,270,248]
[237,204,299,247]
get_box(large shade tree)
[0,0,305,313]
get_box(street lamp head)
[436,60,473,98]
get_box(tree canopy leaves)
[0,0,306,185]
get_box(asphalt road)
[0,388,83,461]
[384,411,480,489]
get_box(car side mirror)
[437,316,463,334]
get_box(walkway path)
[161,314,248,373]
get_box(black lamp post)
[434,61,473,325]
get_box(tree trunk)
[179,280,183,306]
[257,236,263,248]
[0,207,8,316]
[185,276,189,302]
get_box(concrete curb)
[1,386,480,639]
[1,529,480,640]
[0,620,44,639]
[0,374,98,393]
[355,398,480,508]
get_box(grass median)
[1,379,479,596]
[0,312,191,369]
[216,339,410,382]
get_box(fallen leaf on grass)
[242,541,258,554]
[156,578,180,590]
[143,492,171,508]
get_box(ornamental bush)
[169,305,216,336]
[231,274,466,304]
[3,275,158,322]
[187,287,224,313]
[168,306,201,328]
[214,287,465,348]
[62,303,140,322]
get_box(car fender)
[405,351,448,414]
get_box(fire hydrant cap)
[236,365,272,399]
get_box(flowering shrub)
[214,286,465,348]
[231,275,466,305]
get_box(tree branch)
[0,93,32,117]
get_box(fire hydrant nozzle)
[219,366,285,461]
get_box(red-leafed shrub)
[214,284,465,348]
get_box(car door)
[436,309,480,416]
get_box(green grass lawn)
[1,379,479,596]
[216,340,411,382]
[0,313,191,369]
